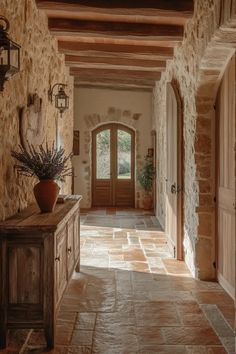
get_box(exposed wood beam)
[57,35,178,48]
[74,81,153,92]
[70,68,161,87]
[65,55,166,71]
[70,68,161,80]
[36,0,194,12]
[36,1,193,26]
[48,18,184,41]
[59,41,174,60]
[74,77,156,88]
[67,62,164,72]
[40,10,189,26]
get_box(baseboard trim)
[218,272,235,300]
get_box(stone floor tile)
[179,313,209,326]
[67,347,91,354]
[22,346,68,353]
[139,345,187,354]
[75,313,97,330]
[186,346,227,354]
[149,290,195,302]
[129,261,150,272]
[201,304,234,337]
[217,305,235,330]
[71,330,93,346]
[192,291,234,306]
[162,327,221,345]
[92,332,139,354]
[56,322,74,346]
[136,327,165,345]
[5,329,31,353]
[96,311,136,327]
[150,267,167,274]
[219,337,235,353]
[162,259,192,276]
[27,330,47,346]
[176,301,203,314]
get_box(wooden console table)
[0,197,82,349]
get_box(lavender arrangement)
[11,143,72,182]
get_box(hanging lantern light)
[0,16,21,91]
[48,83,69,117]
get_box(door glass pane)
[96,129,110,179]
[117,129,131,179]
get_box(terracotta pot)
[33,180,60,213]
[142,193,153,210]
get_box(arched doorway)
[166,82,184,260]
[92,123,135,207]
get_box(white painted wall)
[73,87,152,208]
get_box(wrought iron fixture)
[0,16,21,91]
[48,83,69,117]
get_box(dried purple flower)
[11,142,73,182]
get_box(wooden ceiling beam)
[36,1,194,84]
[38,8,190,26]
[58,41,174,59]
[36,0,194,12]
[69,67,161,80]
[74,81,154,92]
[74,77,156,88]
[65,55,166,70]
[48,18,184,41]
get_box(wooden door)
[166,83,178,257]
[92,123,134,207]
[216,55,235,299]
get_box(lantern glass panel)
[9,41,20,74]
[56,96,66,109]
[0,46,8,66]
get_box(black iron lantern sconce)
[48,83,69,117]
[0,16,21,91]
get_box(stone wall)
[73,87,153,208]
[0,0,74,220]
[153,0,235,278]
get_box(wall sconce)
[0,16,21,91]
[48,83,69,117]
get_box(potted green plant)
[138,155,155,209]
[11,142,72,213]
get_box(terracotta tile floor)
[1,208,235,354]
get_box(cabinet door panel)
[67,219,75,277]
[8,245,41,304]
[55,228,67,305]
[74,212,80,260]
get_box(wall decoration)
[19,93,45,149]
[132,113,142,120]
[147,148,154,158]
[73,130,80,155]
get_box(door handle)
[171,183,182,194]
[171,183,177,194]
